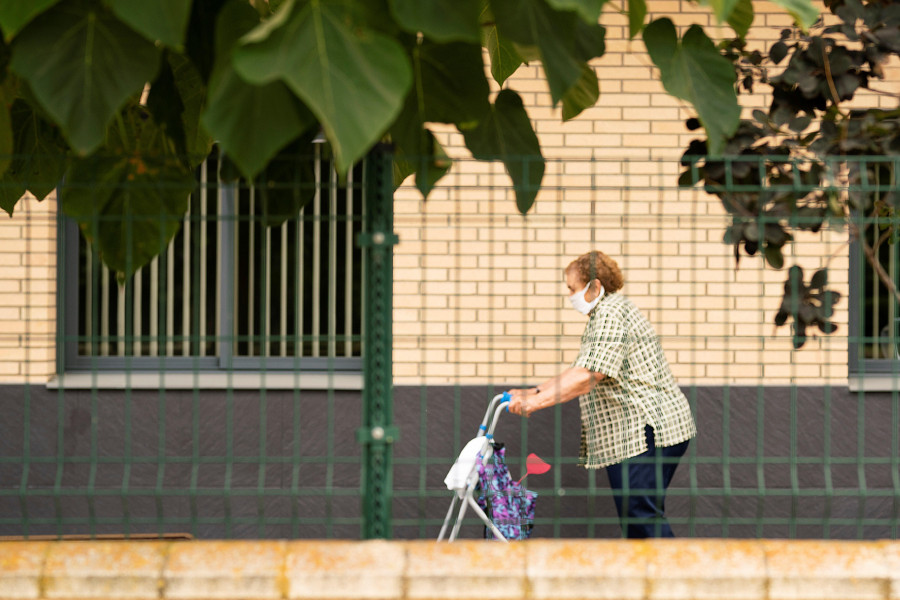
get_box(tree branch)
[821,43,848,116]
[250,0,270,18]
[825,239,850,270]
[851,221,900,306]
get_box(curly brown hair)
[566,251,624,293]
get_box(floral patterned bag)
[475,443,537,540]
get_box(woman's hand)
[506,388,535,417]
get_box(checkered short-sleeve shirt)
[573,292,696,468]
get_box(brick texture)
[0,193,56,384]
[5,3,896,388]
[392,2,867,387]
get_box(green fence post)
[358,144,399,539]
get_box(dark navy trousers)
[605,425,689,538]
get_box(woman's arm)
[508,367,605,417]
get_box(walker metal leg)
[448,491,471,541]
[465,494,508,542]
[437,495,460,541]
[448,486,508,543]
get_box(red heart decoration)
[516,453,551,484]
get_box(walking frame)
[437,392,515,543]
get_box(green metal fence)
[1,152,898,540]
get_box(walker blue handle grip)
[502,391,511,410]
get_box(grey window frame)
[58,171,364,376]
[848,238,900,384]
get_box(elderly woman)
[507,250,696,538]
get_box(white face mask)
[569,281,604,315]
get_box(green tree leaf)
[0,99,69,216]
[185,0,235,83]
[412,41,491,124]
[233,0,412,174]
[643,19,739,155]
[644,18,677,71]
[60,105,196,278]
[390,95,452,197]
[492,0,582,105]
[484,24,524,86]
[546,0,606,24]
[202,66,316,180]
[574,19,606,60]
[461,89,544,214]
[169,52,213,166]
[105,0,192,48]
[0,0,60,39]
[63,155,195,278]
[627,0,647,39]
[0,100,21,215]
[148,51,214,167]
[9,0,161,155]
[201,0,315,179]
[770,0,819,31]
[214,0,260,54]
[0,181,23,217]
[392,158,415,191]
[389,0,481,43]
[764,244,784,269]
[147,53,187,158]
[0,92,11,179]
[391,135,451,198]
[562,64,599,120]
[255,132,319,227]
[390,39,476,196]
[700,0,741,24]
[727,0,754,38]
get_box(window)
[848,162,900,388]
[850,238,900,381]
[59,147,365,378]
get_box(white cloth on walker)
[444,437,489,493]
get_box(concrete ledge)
[286,541,405,599]
[43,541,167,600]
[46,372,364,390]
[0,541,49,599]
[165,540,286,599]
[0,539,899,600]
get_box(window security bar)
[69,150,364,370]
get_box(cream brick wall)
[391,1,897,387]
[4,3,897,389]
[0,193,57,383]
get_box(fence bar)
[166,243,175,356]
[264,210,272,359]
[346,168,354,358]
[100,267,110,357]
[280,221,288,358]
[150,257,158,356]
[200,161,208,357]
[329,163,338,359]
[297,198,305,358]
[84,244,92,357]
[26,152,900,541]
[312,155,322,358]
[134,268,142,356]
[217,180,235,364]
[249,190,257,357]
[181,199,191,357]
[360,145,397,539]
[117,284,125,357]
